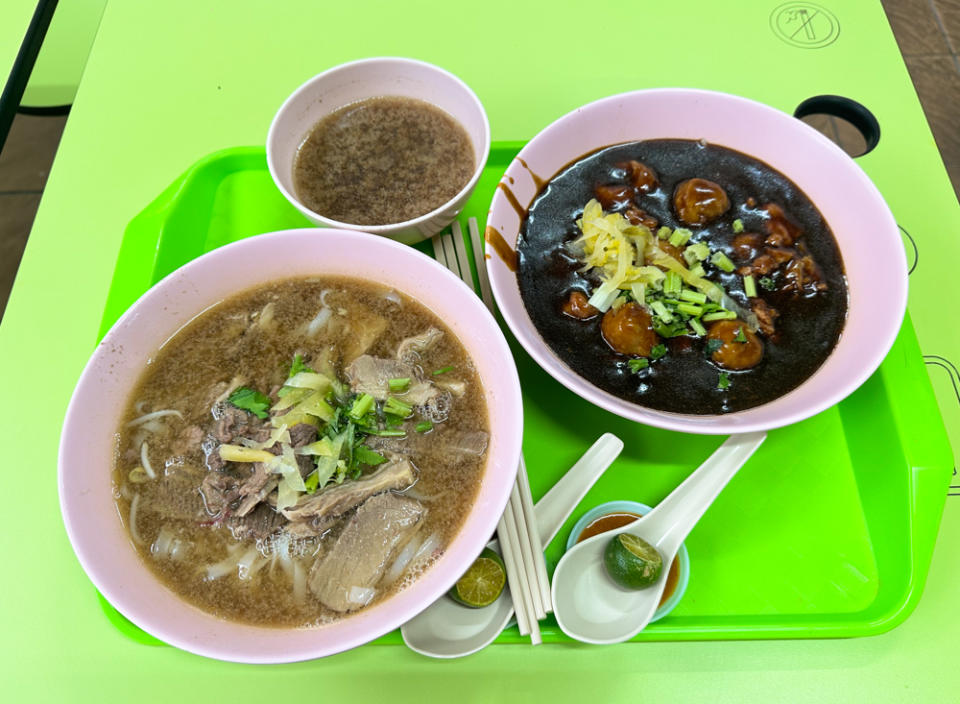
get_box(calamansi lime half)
[449,547,507,608]
[603,533,663,589]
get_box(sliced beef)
[289,423,318,448]
[281,457,417,522]
[235,462,278,517]
[396,327,443,364]
[213,405,271,444]
[285,514,339,539]
[368,428,489,462]
[227,503,287,541]
[346,355,417,400]
[444,430,489,456]
[308,493,424,612]
[199,472,240,516]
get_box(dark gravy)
[517,139,847,414]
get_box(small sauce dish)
[566,500,690,622]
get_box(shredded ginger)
[575,199,728,312]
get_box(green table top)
[3,1,958,701]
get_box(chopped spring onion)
[683,242,711,265]
[679,289,708,304]
[690,263,706,279]
[650,344,667,360]
[628,358,649,372]
[759,276,776,291]
[650,300,674,323]
[710,251,736,273]
[676,302,704,317]
[663,271,682,296]
[668,228,693,247]
[689,318,707,336]
[702,310,738,322]
[384,396,413,418]
[732,218,744,233]
[288,354,314,378]
[388,377,411,392]
[717,372,731,390]
[366,428,407,437]
[744,275,757,298]
[657,226,672,240]
[610,293,629,311]
[432,366,454,376]
[218,445,275,463]
[348,393,375,420]
[415,420,434,433]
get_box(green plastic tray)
[97,144,953,647]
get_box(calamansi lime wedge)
[603,533,663,589]
[449,547,506,608]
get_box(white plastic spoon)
[401,432,625,658]
[551,431,767,645]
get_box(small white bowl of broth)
[267,57,490,245]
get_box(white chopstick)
[518,457,552,613]
[433,223,542,643]
[465,218,550,630]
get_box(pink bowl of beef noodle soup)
[58,229,522,662]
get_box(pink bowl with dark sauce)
[486,88,907,434]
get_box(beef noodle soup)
[112,276,489,627]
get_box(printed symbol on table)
[899,224,918,275]
[770,2,840,48]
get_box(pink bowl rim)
[58,228,522,662]
[486,87,908,435]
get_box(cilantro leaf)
[734,327,748,344]
[650,344,667,360]
[227,387,271,420]
[705,338,723,356]
[717,372,731,390]
[353,444,387,467]
[628,358,649,373]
